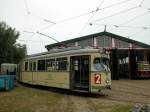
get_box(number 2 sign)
[94,74,101,84]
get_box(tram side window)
[46,59,55,71]
[33,62,36,71]
[73,60,79,70]
[38,60,46,70]
[56,57,67,70]
[25,61,28,71]
[29,61,32,71]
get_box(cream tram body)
[19,48,111,93]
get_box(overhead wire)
[22,0,149,47]
[107,0,148,33]
[22,0,140,45]
[36,32,68,47]
[23,30,35,34]
[56,0,134,24]
[51,0,132,23]
[78,0,105,35]
[97,0,133,11]
[39,10,96,31]
[139,0,145,6]
[27,12,56,25]
[141,6,150,11]
[23,0,137,31]
[56,11,94,24]
[36,32,60,43]
[23,0,56,25]
[40,0,135,31]
[116,11,149,26]
[39,11,94,31]
[109,10,150,32]
[22,31,57,47]
[43,19,56,24]
[21,31,52,44]
[107,0,148,42]
[128,29,146,38]
[93,5,140,23]
[89,23,150,29]
[107,0,147,32]
[51,0,134,24]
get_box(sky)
[0,0,150,54]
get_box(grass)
[0,87,135,112]
[93,103,133,112]
[110,104,133,112]
[1,79,149,112]
[0,86,62,112]
[87,98,133,112]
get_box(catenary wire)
[89,23,150,29]
[109,10,150,32]
[40,0,134,31]
[93,5,140,23]
[78,0,105,35]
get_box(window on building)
[38,60,46,70]
[46,59,55,71]
[25,61,28,71]
[56,57,67,70]
[33,61,36,71]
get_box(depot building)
[45,31,150,80]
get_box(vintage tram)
[18,47,111,93]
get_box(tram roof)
[26,47,104,60]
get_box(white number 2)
[95,74,101,84]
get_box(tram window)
[38,60,46,70]
[25,61,28,71]
[84,60,89,65]
[56,57,67,70]
[74,60,79,70]
[46,59,55,71]
[29,61,32,71]
[93,57,110,71]
[33,62,36,71]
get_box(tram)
[0,63,18,75]
[18,47,111,93]
[137,61,150,78]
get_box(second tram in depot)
[137,61,150,78]
[18,47,111,93]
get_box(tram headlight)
[106,80,109,84]
[105,78,110,84]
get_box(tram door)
[70,55,90,91]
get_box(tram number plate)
[94,74,101,84]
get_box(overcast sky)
[0,0,150,54]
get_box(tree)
[0,22,27,64]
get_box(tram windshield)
[93,57,110,71]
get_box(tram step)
[72,89,89,93]
[74,85,88,89]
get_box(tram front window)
[93,57,110,71]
